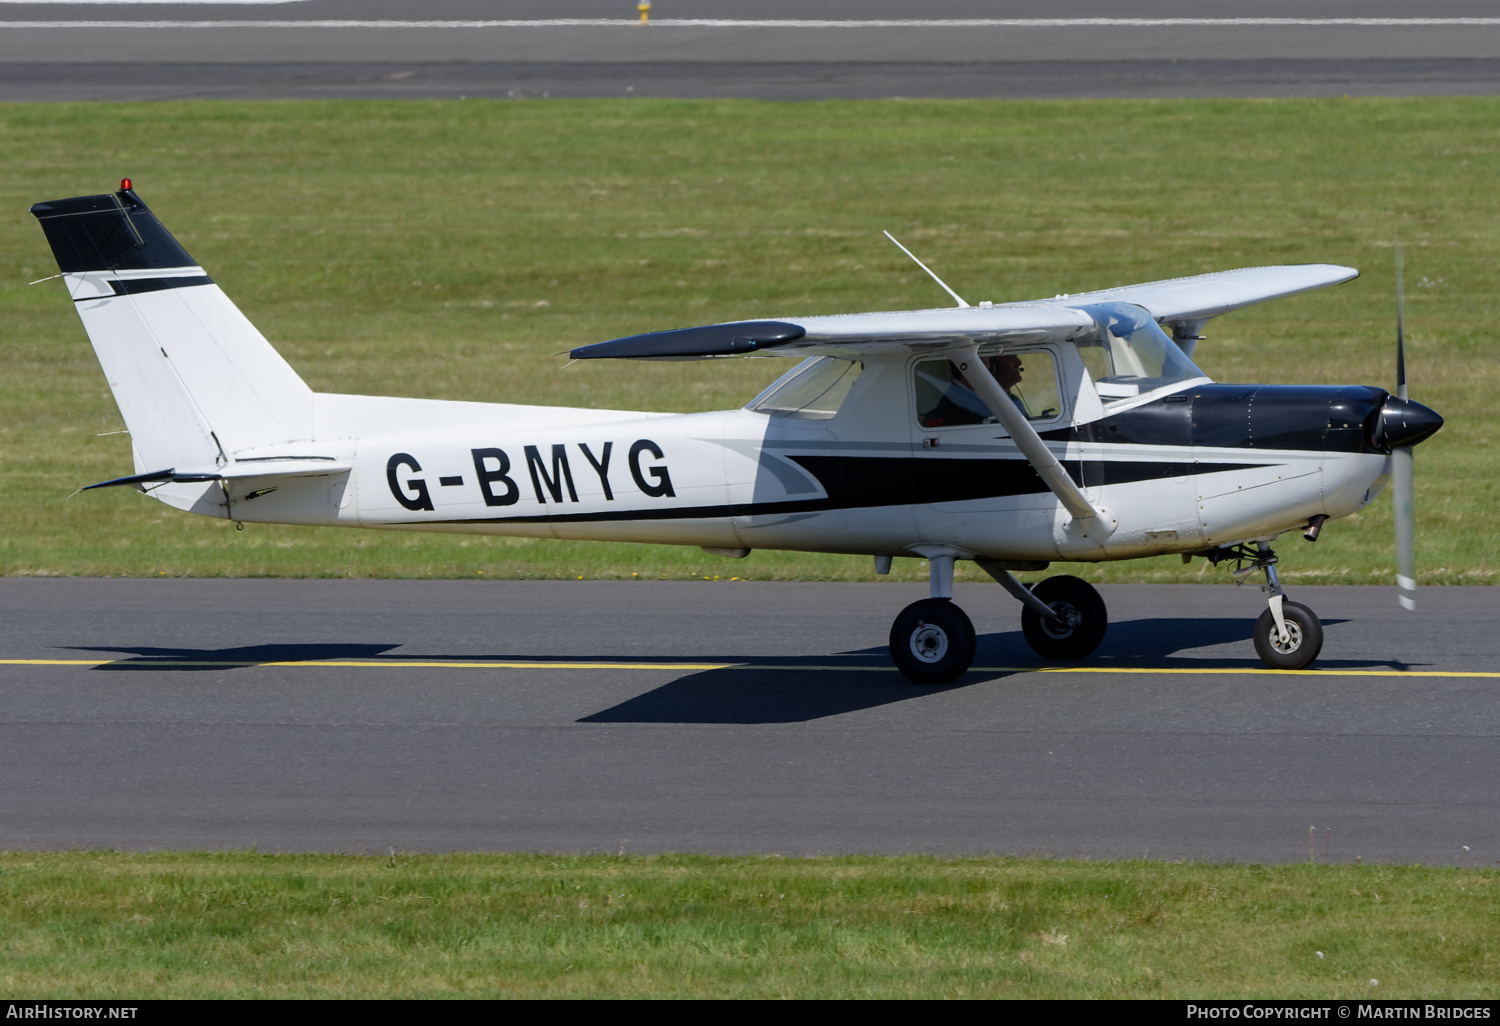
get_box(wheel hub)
[1269,619,1303,654]
[910,621,949,663]
[1040,601,1081,640]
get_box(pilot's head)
[991,354,1023,391]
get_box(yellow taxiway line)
[2,658,1500,678]
[0,659,734,671]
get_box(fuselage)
[158,349,1411,566]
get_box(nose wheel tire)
[1252,600,1323,670]
[1021,575,1108,661]
[890,598,976,685]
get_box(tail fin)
[31,184,313,473]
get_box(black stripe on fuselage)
[423,456,1258,527]
[787,455,1256,506]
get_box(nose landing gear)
[1211,541,1324,670]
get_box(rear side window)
[747,357,862,419]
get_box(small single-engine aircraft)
[32,183,1444,682]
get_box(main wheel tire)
[1252,600,1323,670]
[1021,575,1108,661]
[889,598,977,685]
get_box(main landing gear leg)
[1221,542,1324,670]
[889,552,977,685]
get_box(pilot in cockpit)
[990,354,1025,404]
[918,353,1031,427]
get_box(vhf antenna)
[883,230,970,309]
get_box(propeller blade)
[1392,241,1414,610]
[1395,240,1408,401]
[1393,444,1416,611]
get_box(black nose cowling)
[1375,396,1444,450]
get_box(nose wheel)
[1252,600,1323,670]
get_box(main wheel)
[1021,575,1108,661]
[1252,600,1323,670]
[889,598,977,685]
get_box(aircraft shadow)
[67,642,401,670]
[579,659,956,724]
[582,615,1423,725]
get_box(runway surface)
[3,577,1498,864]
[5,1,1500,99]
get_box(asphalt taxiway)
[3,578,1497,864]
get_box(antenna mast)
[883,231,970,308]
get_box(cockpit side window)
[914,351,1060,428]
[1077,302,1207,401]
[747,356,862,419]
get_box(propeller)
[1379,243,1445,610]
[1392,243,1416,610]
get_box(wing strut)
[949,343,1110,532]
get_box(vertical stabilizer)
[31,185,314,473]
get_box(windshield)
[1075,302,1207,401]
[746,356,862,419]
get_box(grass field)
[1,851,1495,999]
[3,98,1497,584]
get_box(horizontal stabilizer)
[83,458,351,492]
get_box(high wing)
[570,264,1358,360]
[1034,263,1359,335]
[570,305,1095,360]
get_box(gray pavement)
[5,1,1500,99]
[9,59,1500,102]
[2,577,1498,864]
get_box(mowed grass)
[2,98,1498,584]
[1,852,1496,999]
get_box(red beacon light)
[120,178,132,192]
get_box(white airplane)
[32,183,1443,683]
